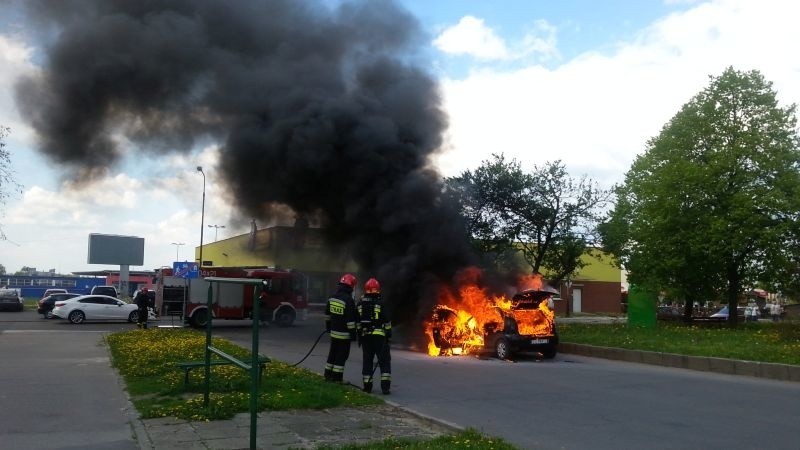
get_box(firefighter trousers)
[324,337,351,382]
[361,334,391,393]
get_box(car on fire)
[429,286,559,360]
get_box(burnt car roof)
[512,286,558,299]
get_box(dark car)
[38,292,82,318]
[484,288,559,359]
[657,306,682,321]
[0,288,25,312]
[90,285,118,298]
[430,287,559,360]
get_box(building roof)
[71,270,156,277]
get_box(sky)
[0,0,798,274]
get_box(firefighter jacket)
[325,285,357,341]
[357,294,392,338]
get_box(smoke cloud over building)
[15,0,477,320]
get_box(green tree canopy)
[601,67,800,324]
[447,154,610,283]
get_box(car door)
[77,296,105,319]
[106,298,128,320]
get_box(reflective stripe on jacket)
[325,286,357,340]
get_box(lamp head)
[196,166,203,172]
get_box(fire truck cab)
[155,266,308,328]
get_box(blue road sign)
[172,262,199,279]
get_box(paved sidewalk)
[132,403,458,449]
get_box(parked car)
[37,292,82,318]
[0,288,25,312]
[709,306,746,320]
[657,306,682,321]
[90,285,119,298]
[41,288,68,299]
[51,295,154,324]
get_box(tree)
[447,155,611,283]
[516,161,611,282]
[0,126,22,240]
[601,67,800,325]
[445,154,528,269]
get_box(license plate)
[531,339,548,344]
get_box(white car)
[52,294,154,324]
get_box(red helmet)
[339,273,357,289]
[364,278,381,294]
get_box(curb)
[559,343,800,382]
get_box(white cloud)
[434,16,559,63]
[434,16,511,60]
[435,0,800,188]
[0,33,36,142]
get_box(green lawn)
[106,328,382,421]
[106,328,521,449]
[559,320,800,366]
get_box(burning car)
[427,279,559,360]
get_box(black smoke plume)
[15,0,478,322]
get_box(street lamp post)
[171,242,185,261]
[197,166,205,271]
[208,224,226,241]
[564,279,573,317]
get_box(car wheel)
[191,309,208,328]
[128,311,139,323]
[45,310,54,319]
[68,310,85,324]
[495,337,510,360]
[276,307,296,327]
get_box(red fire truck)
[155,266,308,328]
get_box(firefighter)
[134,287,150,329]
[357,278,392,395]
[324,273,358,383]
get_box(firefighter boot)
[381,380,391,395]
[362,381,372,394]
[324,369,333,382]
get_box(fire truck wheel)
[191,310,208,328]
[276,307,295,327]
[494,337,510,360]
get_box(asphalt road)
[216,311,800,450]
[2,309,799,450]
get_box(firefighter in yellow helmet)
[357,278,392,394]
[324,273,358,382]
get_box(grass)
[559,321,800,365]
[318,428,518,450]
[106,328,382,421]
[107,328,520,448]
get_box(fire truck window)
[269,278,285,293]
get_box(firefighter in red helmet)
[324,273,358,382]
[357,277,392,394]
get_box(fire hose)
[290,329,327,367]
[289,330,388,379]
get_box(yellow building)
[195,225,622,313]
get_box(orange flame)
[424,269,555,357]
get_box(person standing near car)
[324,274,358,383]
[134,287,150,329]
[357,278,392,395]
